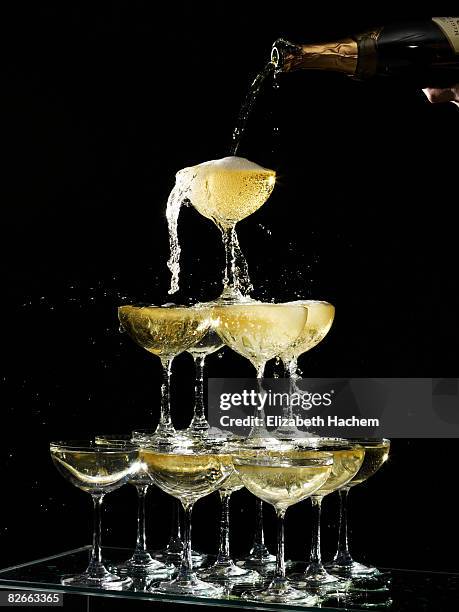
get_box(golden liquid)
[50,447,138,493]
[274,447,363,495]
[235,461,331,512]
[213,303,307,368]
[236,444,297,458]
[177,157,276,228]
[281,300,335,361]
[188,329,224,357]
[314,448,364,496]
[220,469,244,493]
[94,437,151,486]
[140,450,233,504]
[118,305,212,358]
[348,441,390,486]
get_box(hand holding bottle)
[422,86,459,106]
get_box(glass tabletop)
[0,547,457,611]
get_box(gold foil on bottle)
[272,28,384,77]
[272,37,358,74]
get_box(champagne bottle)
[271,17,459,86]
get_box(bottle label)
[432,17,459,53]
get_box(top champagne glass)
[177,157,275,302]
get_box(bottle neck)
[271,29,381,78]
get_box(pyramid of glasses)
[50,158,390,605]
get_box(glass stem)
[135,485,148,552]
[306,495,326,577]
[255,499,265,547]
[177,502,194,581]
[216,491,232,565]
[166,500,183,554]
[189,355,209,432]
[284,358,299,379]
[282,357,316,437]
[87,494,107,578]
[272,508,287,587]
[218,221,253,301]
[334,486,353,566]
[249,498,269,558]
[283,358,299,421]
[157,357,175,436]
[222,225,237,292]
[248,362,268,439]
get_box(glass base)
[346,573,391,591]
[186,419,210,437]
[243,436,286,450]
[325,559,381,577]
[125,576,154,592]
[237,546,276,569]
[212,290,255,305]
[153,549,207,569]
[242,582,318,604]
[146,430,178,448]
[150,573,225,597]
[289,570,349,593]
[273,428,305,440]
[274,428,320,441]
[183,426,234,444]
[337,574,392,609]
[61,572,132,590]
[199,561,261,584]
[246,429,275,442]
[111,553,174,578]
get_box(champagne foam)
[179,156,271,176]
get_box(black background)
[0,3,456,611]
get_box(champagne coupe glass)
[214,302,307,440]
[118,304,212,444]
[141,443,234,597]
[326,439,391,578]
[186,329,224,437]
[94,434,173,578]
[50,441,139,589]
[289,440,365,592]
[131,429,191,566]
[233,454,333,604]
[198,444,260,585]
[177,158,276,303]
[135,426,207,568]
[235,441,298,571]
[214,302,307,568]
[280,300,335,379]
[277,300,335,439]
